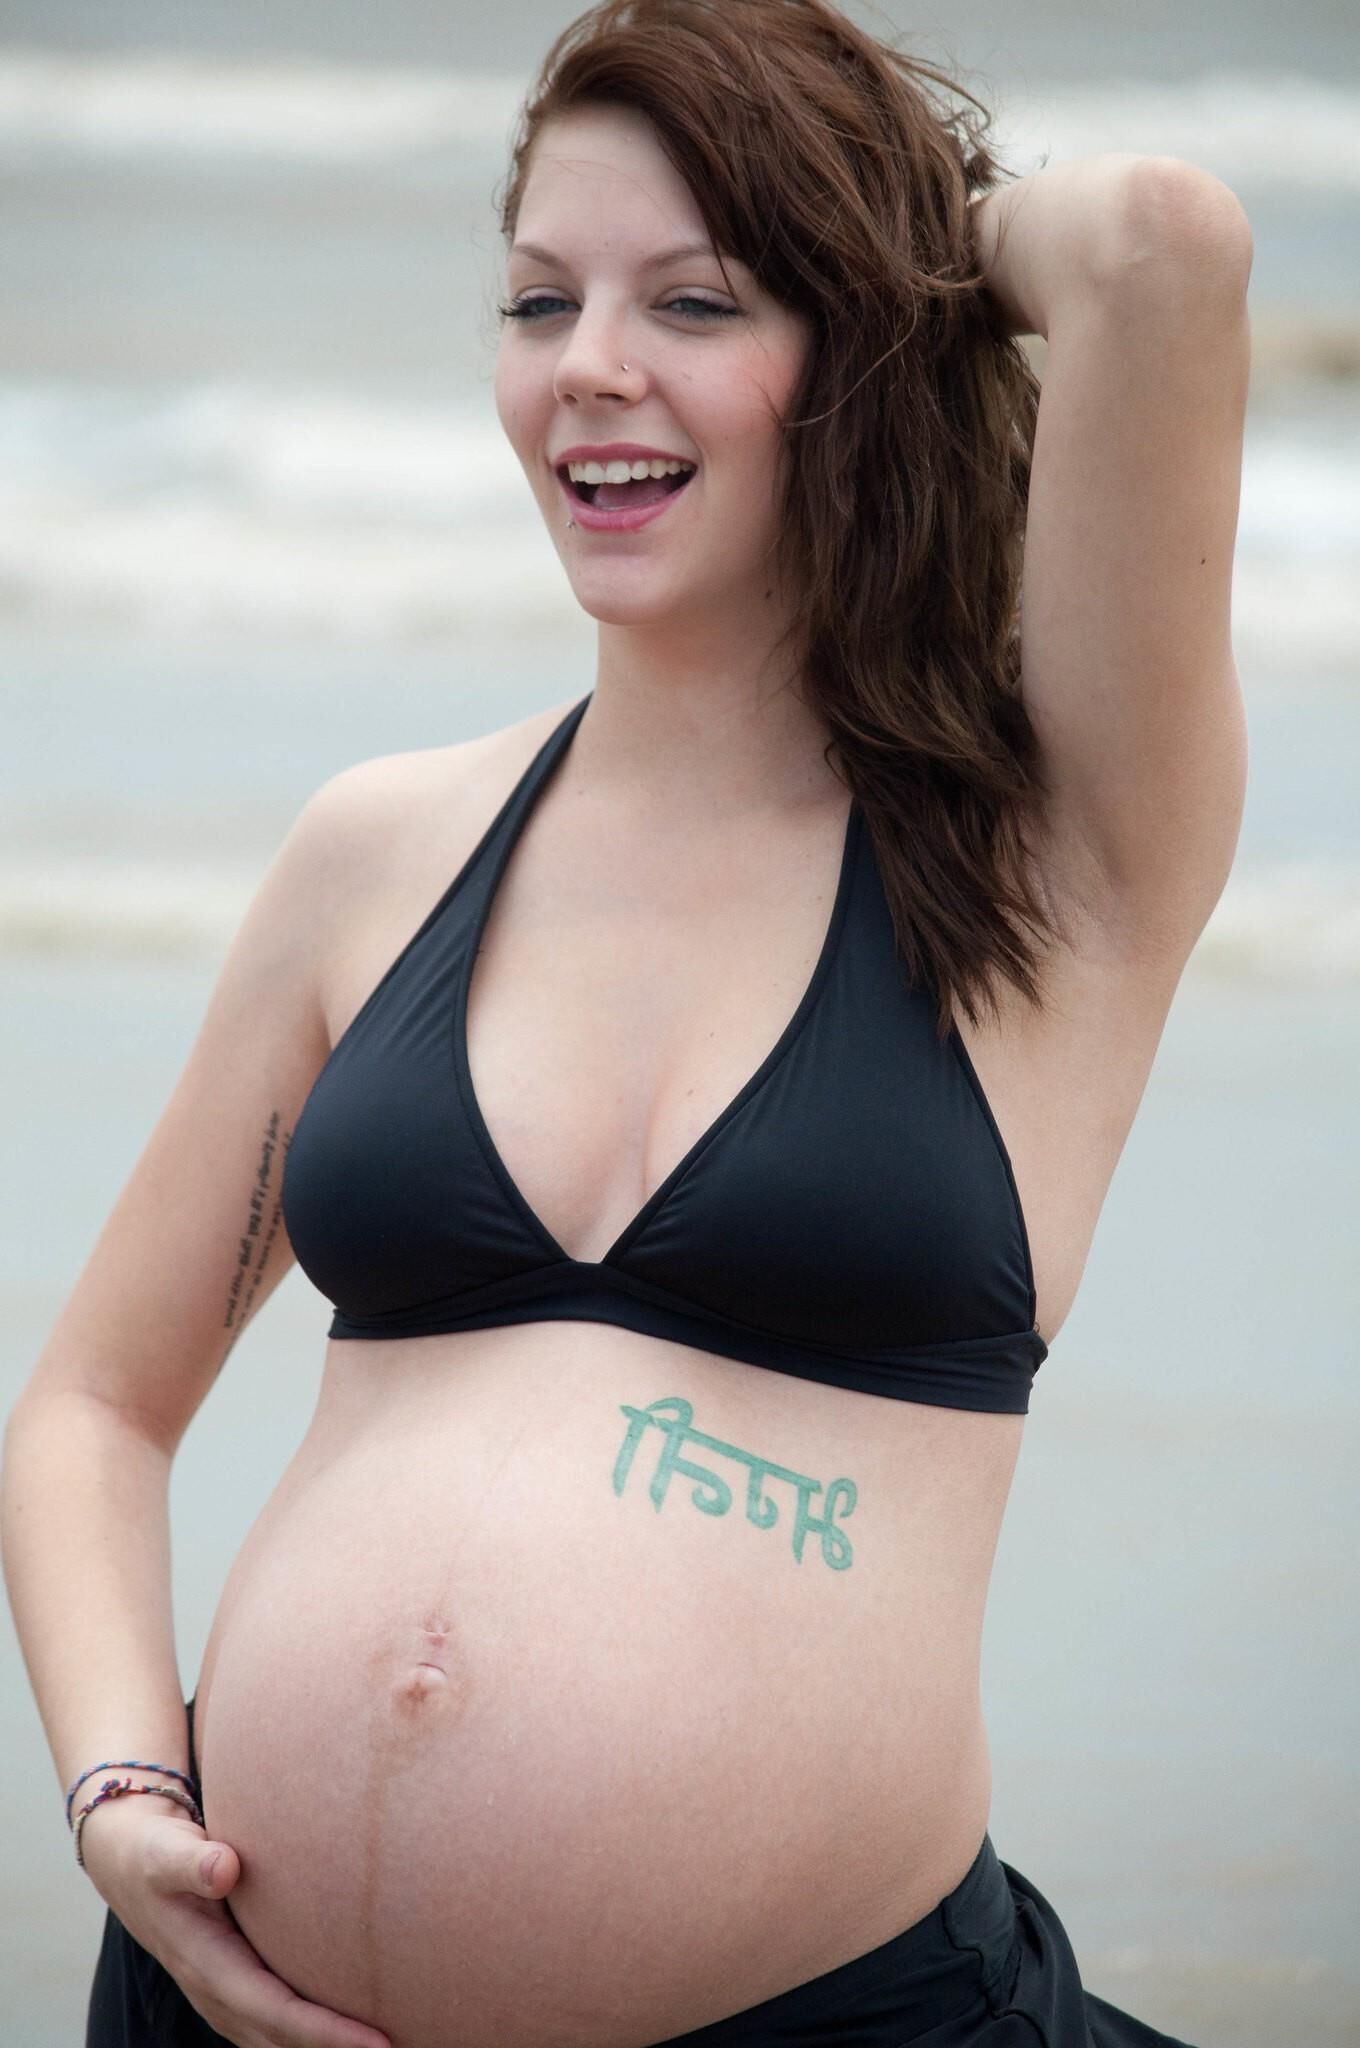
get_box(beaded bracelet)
[73,1777,205,1869]
[65,1758,198,1828]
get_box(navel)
[387,1609,470,1721]
[392,1662,449,1713]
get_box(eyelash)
[497,294,737,324]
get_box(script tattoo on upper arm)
[223,1109,291,1342]
[612,1395,858,1571]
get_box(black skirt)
[88,1701,1194,2047]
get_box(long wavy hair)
[496,0,1061,1037]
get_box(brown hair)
[496,0,1061,1038]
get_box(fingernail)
[200,1850,221,1886]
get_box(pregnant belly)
[194,1329,1017,2048]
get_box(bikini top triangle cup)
[282,696,1048,1414]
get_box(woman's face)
[494,103,811,630]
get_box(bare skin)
[1,100,1249,2048]
[183,687,1179,2045]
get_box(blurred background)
[1,2,1356,2043]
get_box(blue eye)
[497,294,736,323]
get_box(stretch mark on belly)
[612,1395,857,1570]
[358,1605,471,2012]
[358,1695,384,2019]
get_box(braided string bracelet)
[65,1759,198,1828]
[73,1778,205,1869]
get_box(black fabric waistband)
[645,1828,1021,2045]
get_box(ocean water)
[1,3,1357,2043]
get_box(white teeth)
[566,457,694,485]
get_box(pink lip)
[556,466,695,534]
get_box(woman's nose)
[553,322,642,405]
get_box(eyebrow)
[508,240,726,271]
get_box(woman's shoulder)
[291,694,582,886]
[269,698,584,1005]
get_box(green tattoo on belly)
[611,1395,857,1571]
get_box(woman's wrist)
[72,1777,201,1875]
[65,1755,202,1874]
[65,1756,197,1826]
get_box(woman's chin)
[563,574,692,628]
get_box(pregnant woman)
[2,1,1252,2043]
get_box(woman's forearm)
[1,1387,192,1801]
[969,151,1198,339]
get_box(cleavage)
[463,805,850,1266]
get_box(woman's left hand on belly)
[81,1794,393,2048]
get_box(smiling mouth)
[558,467,694,508]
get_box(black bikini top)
[282,695,1047,1413]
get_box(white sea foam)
[991,72,1360,191]
[1,47,1359,189]
[0,384,519,523]
[0,379,1356,658]
[4,854,1358,984]
[1191,863,1360,986]
[0,382,571,635]
[1227,559,1360,672]
[0,48,524,159]
[0,858,258,959]
[3,495,1349,659]
[1235,435,1360,557]
[0,495,576,637]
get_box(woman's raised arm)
[971,153,1254,964]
